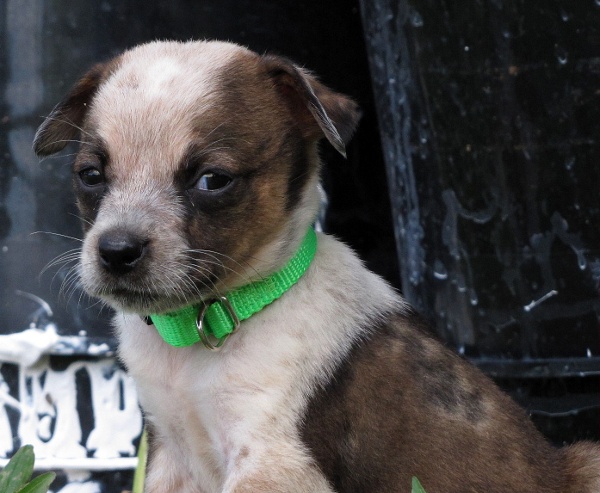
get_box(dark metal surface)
[360,0,600,361]
[359,0,600,443]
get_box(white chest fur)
[115,234,403,492]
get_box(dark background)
[361,0,600,447]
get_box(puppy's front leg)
[225,468,335,493]
[223,449,335,493]
[145,440,208,493]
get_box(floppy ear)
[261,55,362,157]
[33,62,112,156]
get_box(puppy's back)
[301,311,600,493]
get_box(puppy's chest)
[119,314,323,479]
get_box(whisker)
[202,121,229,142]
[41,250,81,288]
[42,114,94,139]
[185,249,267,283]
[68,212,94,227]
[60,271,82,304]
[32,231,83,242]
[38,150,81,161]
[41,248,81,271]
[40,138,90,149]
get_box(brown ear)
[33,62,113,156]
[261,55,361,157]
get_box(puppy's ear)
[33,62,112,156]
[261,55,362,158]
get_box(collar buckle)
[196,296,240,350]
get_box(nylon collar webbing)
[148,229,317,349]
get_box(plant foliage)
[0,446,55,493]
[412,476,428,493]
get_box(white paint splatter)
[17,359,87,460]
[0,371,15,456]
[0,324,60,367]
[1,349,143,471]
[86,361,143,458]
[523,290,558,312]
[87,343,111,356]
[53,481,101,493]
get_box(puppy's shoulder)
[297,307,429,490]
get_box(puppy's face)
[34,41,359,314]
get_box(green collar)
[148,229,317,349]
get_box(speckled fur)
[35,40,600,493]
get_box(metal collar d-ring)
[196,296,240,350]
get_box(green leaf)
[132,429,148,493]
[0,445,35,493]
[16,472,56,493]
[412,476,427,493]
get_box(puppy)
[34,40,600,493]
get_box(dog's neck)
[147,228,318,350]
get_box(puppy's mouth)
[81,252,218,315]
[90,282,212,315]
[79,226,227,314]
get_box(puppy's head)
[34,40,360,314]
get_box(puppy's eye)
[195,172,232,191]
[79,167,105,187]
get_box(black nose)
[98,231,148,274]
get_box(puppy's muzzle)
[98,230,148,275]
